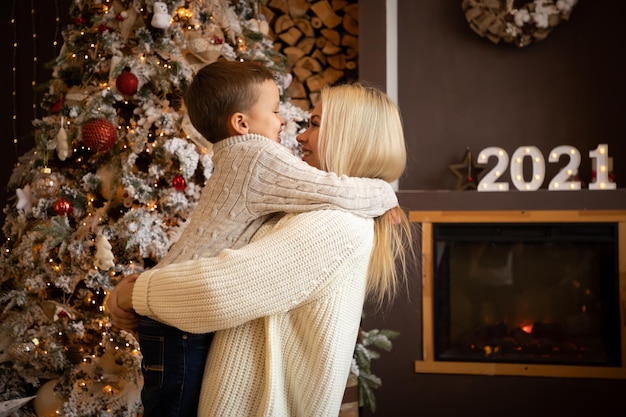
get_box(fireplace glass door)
[433,222,621,367]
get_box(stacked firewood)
[261,0,359,111]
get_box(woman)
[109,83,413,416]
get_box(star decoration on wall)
[448,148,486,190]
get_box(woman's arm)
[131,210,373,333]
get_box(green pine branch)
[352,327,400,413]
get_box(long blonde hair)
[318,83,414,309]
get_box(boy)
[133,60,398,417]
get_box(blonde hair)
[318,83,414,309]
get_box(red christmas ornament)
[172,175,187,191]
[53,197,74,216]
[98,24,112,34]
[116,71,139,96]
[82,119,118,152]
[50,98,64,113]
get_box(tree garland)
[462,0,578,47]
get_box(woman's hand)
[106,273,139,331]
[388,206,403,225]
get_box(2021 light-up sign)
[477,144,616,192]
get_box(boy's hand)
[107,274,139,331]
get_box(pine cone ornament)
[115,70,139,95]
[82,118,118,152]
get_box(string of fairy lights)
[10,1,18,153]
[31,0,38,121]
[10,0,62,156]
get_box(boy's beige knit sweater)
[133,209,373,417]
[156,133,397,267]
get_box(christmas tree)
[0,1,306,416]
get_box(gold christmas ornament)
[33,379,65,417]
[31,169,61,199]
[8,342,37,362]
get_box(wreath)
[461,0,578,47]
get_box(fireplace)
[412,210,626,378]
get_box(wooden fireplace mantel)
[405,198,626,379]
[397,188,626,212]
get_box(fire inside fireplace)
[433,222,621,367]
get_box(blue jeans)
[138,316,214,417]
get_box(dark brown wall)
[360,1,626,416]
[367,0,626,192]
[358,0,387,91]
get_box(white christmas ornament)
[16,185,37,214]
[95,235,115,270]
[280,73,293,89]
[151,2,171,29]
[56,125,70,161]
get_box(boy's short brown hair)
[184,60,275,143]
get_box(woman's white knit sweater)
[156,133,397,267]
[133,209,373,417]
